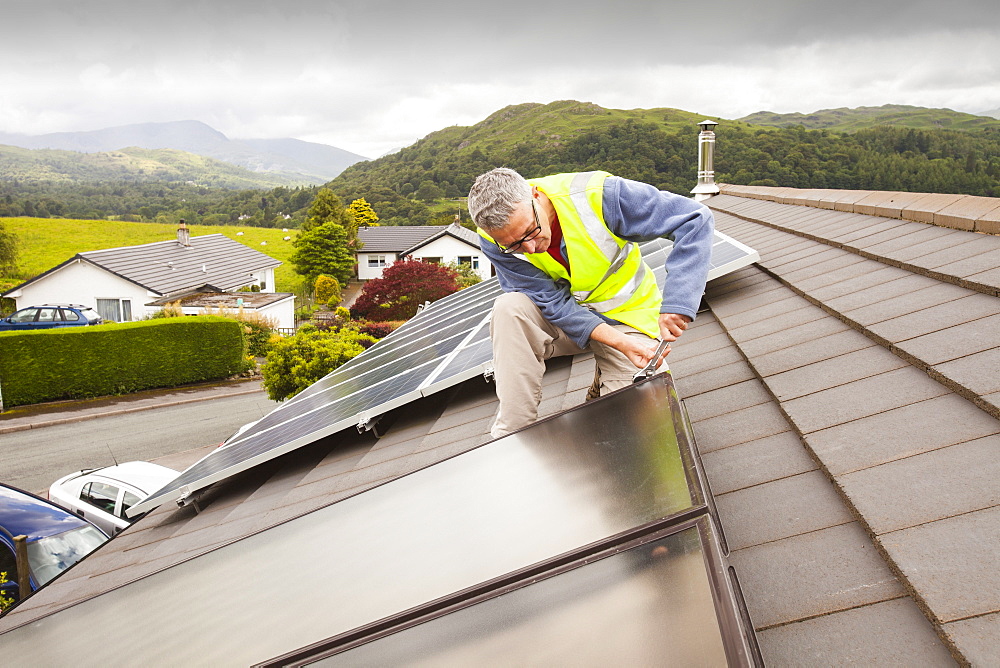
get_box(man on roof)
[467,168,714,438]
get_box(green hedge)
[0,316,248,408]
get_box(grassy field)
[0,217,301,293]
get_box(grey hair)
[467,167,531,232]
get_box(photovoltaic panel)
[131,228,757,517]
[129,278,502,515]
[639,229,759,284]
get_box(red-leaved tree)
[350,258,460,321]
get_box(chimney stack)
[177,219,191,247]
[691,120,720,202]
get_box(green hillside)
[0,217,300,294]
[327,101,1000,226]
[0,144,314,189]
[423,101,712,154]
[738,104,1000,133]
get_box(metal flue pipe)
[691,120,720,202]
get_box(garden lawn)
[0,217,300,292]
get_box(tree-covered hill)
[327,101,1000,226]
[738,104,1000,133]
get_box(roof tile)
[781,366,949,434]
[840,434,1000,534]
[715,471,853,550]
[880,505,1000,623]
[728,522,904,628]
[700,430,816,495]
[804,394,1000,475]
[758,598,954,666]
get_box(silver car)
[48,462,179,536]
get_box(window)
[36,308,58,322]
[10,308,38,323]
[368,255,387,268]
[80,481,119,514]
[96,299,132,323]
[458,256,480,270]
[422,257,442,264]
[61,309,81,322]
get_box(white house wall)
[358,238,492,281]
[411,236,492,281]
[246,268,276,293]
[357,252,399,281]
[259,298,295,331]
[8,260,156,321]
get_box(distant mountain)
[737,104,1000,133]
[0,144,317,189]
[978,107,1000,120]
[0,120,369,184]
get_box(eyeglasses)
[499,200,542,254]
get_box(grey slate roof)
[357,224,480,254]
[7,234,281,297]
[400,222,481,255]
[3,187,999,664]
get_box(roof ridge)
[717,185,1000,236]
[80,232,228,255]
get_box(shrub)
[0,571,13,612]
[146,301,184,319]
[314,274,342,307]
[200,306,279,358]
[262,325,377,401]
[350,258,459,322]
[0,317,247,407]
[354,319,404,339]
[445,261,483,289]
[236,311,279,357]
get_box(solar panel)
[639,229,759,283]
[304,521,736,666]
[131,229,758,517]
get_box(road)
[0,391,279,494]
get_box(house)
[1,223,294,328]
[356,222,492,281]
[2,183,999,665]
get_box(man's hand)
[590,323,671,370]
[659,313,691,342]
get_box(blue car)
[0,484,109,608]
[0,304,103,332]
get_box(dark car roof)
[0,485,97,542]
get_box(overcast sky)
[2,0,998,158]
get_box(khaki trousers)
[489,292,651,438]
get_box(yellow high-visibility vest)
[480,171,661,337]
